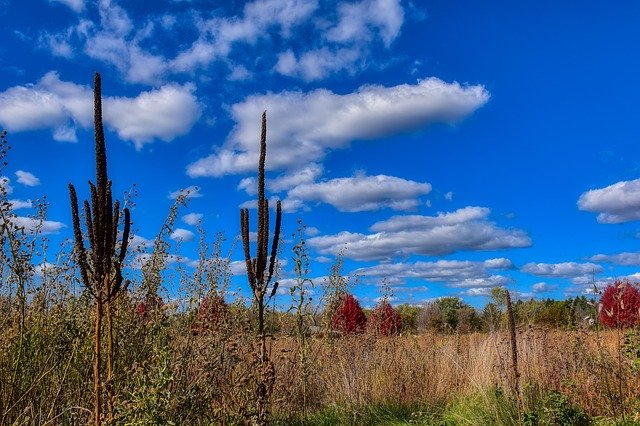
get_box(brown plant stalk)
[239,111,282,425]
[68,73,131,425]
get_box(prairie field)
[1,284,640,425]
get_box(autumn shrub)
[135,294,164,319]
[369,301,402,336]
[192,293,228,333]
[599,280,640,328]
[332,294,367,334]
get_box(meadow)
[1,75,640,425]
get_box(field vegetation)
[1,75,640,425]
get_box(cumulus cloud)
[521,262,603,278]
[286,173,431,212]
[187,78,489,177]
[2,216,65,234]
[355,258,513,289]
[308,207,531,261]
[532,282,558,293]
[0,72,201,149]
[578,178,640,223]
[182,212,203,226]
[8,199,33,210]
[170,228,195,242]
[15,170,40,186]
[591,252,640,266]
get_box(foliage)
[368,301,402,336]
[332,294,367,334]
[599,281,640,328]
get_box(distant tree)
[369,301,402,336]
[332,294,367,334]
[396,304,420,333]
[534,300,572,328]
[419,297,481,333]
[599,281,640,328]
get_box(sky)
[1,0,640,308]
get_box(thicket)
[1,74,640,424]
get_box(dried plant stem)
[240,111,282,425]
[505,290,521,412]
[93,298,103,426]
[68,73,131,426]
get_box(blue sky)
[1,0,640,308]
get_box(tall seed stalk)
[240,111,282,425]
[504,289,521,413]
[68,73,131,426]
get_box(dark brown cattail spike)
[68,73,132,426]
[239,111,282,426]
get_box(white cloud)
[444,191,453,201]
[308,207,531,261]
[521,262,603,278]
[286,173,431,212]
[49,0,84,13]
[182,212,203,226]
[355,258,513,289]
[105,84,202,149]
[41,31,75,58]
[2,216,65,235]
[172,0,319,72]
[8,199,33,210]
[237,177,257,196]
[40,0,404,83]
[269,164,323,192]
[0,72,202,148]
[578,178,640,223]
[239,196,302,213]
[170,228,195,242]
[326,0,403,47]
[187,78,490,177]
[15,170,40,186]
[591,252,640,266]
[305,226,320,237]
[274,47,362,81]
[532,282,558,293]
[228,64,252,81]
[168,185,202,200]
[128,234,153,251]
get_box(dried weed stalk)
[68,73,131,425]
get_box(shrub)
[135,295,164,319]
[599,280,640,328]
[369,301,402,336]
[332,294,367,334]
[192,293,228,333]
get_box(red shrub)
[135,294,164,318]
[599,280,640,328]
[332,294,367,334]
[192,293,228,334]
[369,301,402,336]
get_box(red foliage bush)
[192,293,228,334]
[135,294,164,318]
[369,301,402,336]
[599,280,640,328]
[332,294,367,334]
